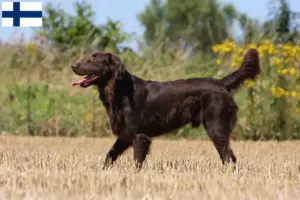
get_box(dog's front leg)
[132,134,152,170]
[103,138,131,169]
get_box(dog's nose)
[72,62,80,69]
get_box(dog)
[71,49,260,169]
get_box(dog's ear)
[107,53,125,80]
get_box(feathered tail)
[220,48,260,92]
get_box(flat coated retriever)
[71,49,260,169]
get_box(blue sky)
[0,0,300,49]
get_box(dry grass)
[0,136,299,200]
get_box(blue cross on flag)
[1,1,43,27]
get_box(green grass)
[1,42,300,140]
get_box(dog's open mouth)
[72,75,99,88]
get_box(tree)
[138,0,167,45]
[138,0,239,53]
[238,13,260,43]
[263,0,300,43]
[38,1,132,53]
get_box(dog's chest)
[102,95,137,137]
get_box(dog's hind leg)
[204,119,237,164]
[103,138,132,169]
[132,134,152,170]
[202,101,237,164]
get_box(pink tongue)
[72,77,88,86]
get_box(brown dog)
[71,49,260,169]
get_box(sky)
[0,0,300,50]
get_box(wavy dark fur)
[71,49,260,169]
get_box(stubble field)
[0,136,299,200]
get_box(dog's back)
[71,48,260,169]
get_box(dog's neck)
[96,70,135,109]
[96,71,139,135]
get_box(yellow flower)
[212,45,221,53]
[278,88,286,96]
[289,68,296,75]
[291,91,297,98]
[246,44,257,49]
[267,43,275,55]
[258,40,276,56]
[280,43,298,57]
[257,46,265,57]
[216,59,222,65]
[213,39,235,54]
[25,40,37,57]
[235,47,244,55]
[277,69,289,75]
[231,54,243,68]
[271,86,276,96]
[271,57,283,67]
[223,39,235,50]
[296,108,300,114]
[280,69,288,75]
[92,89,98,95]
[245,80,254,88]
[231,60,239,68]
[271,87,287,97]
[260,40,271,45]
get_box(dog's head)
[71,52,125,88]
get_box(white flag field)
[1,2,43,27]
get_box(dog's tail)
[220,48,260,92]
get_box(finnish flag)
[1,1,42,27]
